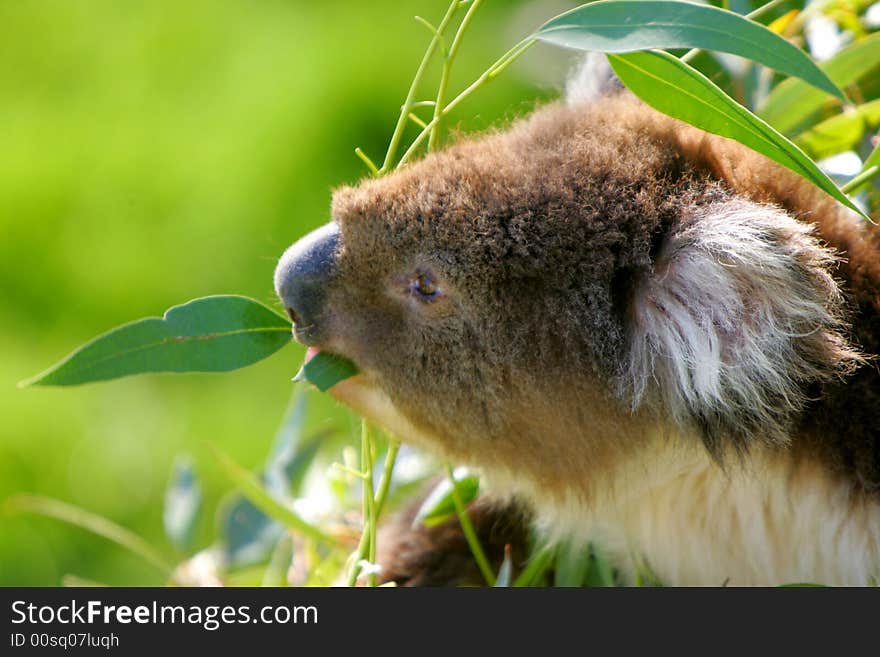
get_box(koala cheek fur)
[278,56,880,585]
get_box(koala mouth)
[303,346,439,450]
[301,343,363,393]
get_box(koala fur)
[277,63,880,585]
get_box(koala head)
[275,94,861,491]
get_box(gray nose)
[274,222,340,344]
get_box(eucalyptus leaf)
[554,540,592,587]
[412,467,480,528]
[218,492,283,569]
[209,445,331,545]
[216,392,329,569]
[777,582,827,587]
[163,457,202,553]
[795,100,880,160]
[295,351,359,392]
[535,0,843,100]
[23,295,292,387]
[512,543,555,587]
[686,50,734,97]
[264,390,326,499]
[607,50,867,219]
[759,32,880,136]
[262,535,295,587]
[584,543,615,587]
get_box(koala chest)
[492,443,880,586]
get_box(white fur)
[565,52,617,106]
[626,199,849,442]
[490,436,880,586]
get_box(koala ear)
[565,52,621,106]
[625,198,861,453]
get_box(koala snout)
[274,222,340,345]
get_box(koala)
[274,60,880,586]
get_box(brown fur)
[281,92,880,584]
[329,93,878,487]
[375,494,530,587]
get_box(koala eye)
[410,271,441,301]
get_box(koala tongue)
[304,347,321,363]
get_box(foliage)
[7,0,880,586]
[22,296,291,386]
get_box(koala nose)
[274,222,340,344]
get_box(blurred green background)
[0,0,568,585]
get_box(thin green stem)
[379,1,461,174]
[408,112,428,129]
[446,465,495,586]
[486,37,536,79]
[429,0,483,151]
[398,38,536,167]
[346,440,401,586]
[841,164,880,194]
[331,462,365,480]
[681,0,789,64]
[354,147,379,175]
[346,536,369,586]
[4,494,173,574]
[374,441,401,519]
[347,534,369,585]
[361,423,378,587]
[414,16,448,54]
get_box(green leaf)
[295,351,359,392]
[777,582,828,587]
[632,553,664,586]
[863,140,880,171]
[759,32,880,136]
[607,50,867,219]
[583,543,615,587]
[686,50,734,98]
[554,541,592,587]
[264,390,330,498]
[163,457,202,553]
[262,535,294,587]
[217,491,283,569]
[513,543,555,587]
[209,445,332,545]
[4,494,172,574]
[61,575,109,587]
[22,295,292,387]
[795,100,880,160]
[535,0,843,100]
[412,467,480,528]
